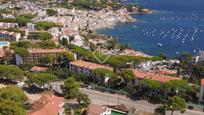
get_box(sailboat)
[157,43,163,47]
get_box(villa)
[29,93,65,115]
[0,30,21,41]
[132,69,181,84]
[15,48,67,65]
[0,22,18,29]
[69,60,113,84]
[70,60,112,75]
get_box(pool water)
[0,42,9,46]
[111,110,127,115]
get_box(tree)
[16,16,31,27]
[57,52,74,65]
[162,96,186,115]
[93,68,116,84]
[77,92,91,107]
[46,9,58,16]
[0,99,27,115]
[39,54,56,66]
[60,37,68,46]
[0,86,27,103]
[61,77,80,99]
[27,73,57,89]
[140,79,161,89]
[37,32,53,41]
[158,53,167,60]
[108,37,118,49]
[38,41,57,49]
[121,70,135,82]
[0,65,24,82]
[36,21,58,30]
[11,41,32,49]
[14,47,29,57]
[163,80,193,98]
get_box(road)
[51,81,204,115]
[80,88,204,115]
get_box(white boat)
[157,43,163,47]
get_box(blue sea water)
[97,0,204,57]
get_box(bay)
[97,0,204,57]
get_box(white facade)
[26,23,36,30]
[69,63,91,76]
[199,85,204,102]
[71,34,84,47]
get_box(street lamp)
[170,106,174,115]
[176,88,179,95]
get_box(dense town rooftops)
[133,69,181,83]
[28,48,67,54]
[29,93,64,115]
[70,60,112,70]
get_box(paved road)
[50,81,204,115]
[80,88,204,115]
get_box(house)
[0,30,21,41]
[30,66,48,72]
[192,51,204,64]
[132,69,181,84]
[69,60,113,84]
[16,48,67,65]
[29,93,65,115]
[199,79,204,103]
[71,34,84,47]
[0,22,18,29]
[26,23,37,30]
[86,104,148,115]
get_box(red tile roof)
[29,93,64,115]
[28,48,67,54]
[133,69,181,83]
[201,79,204,86]
[70,60,113,70]
[30,66,48,72]
[87,104,105,115]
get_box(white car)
[17,82,24,87]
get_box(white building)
[0,30,21,41]
[26,23,36,30]
[192,51,204,64]
[71,34,84,47]
[0,22,18,29]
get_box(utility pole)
[117,94,120,105]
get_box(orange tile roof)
[156,69,177,75]
[70,60,112,70]
[201,79,204,86]
[28,48,67,54]
[133,69,181,83]
[29,94,64,115]
[30,66,48,72]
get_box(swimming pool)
[111,110,127,115]
[0,42,10,47]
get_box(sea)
[96,0,204,57]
